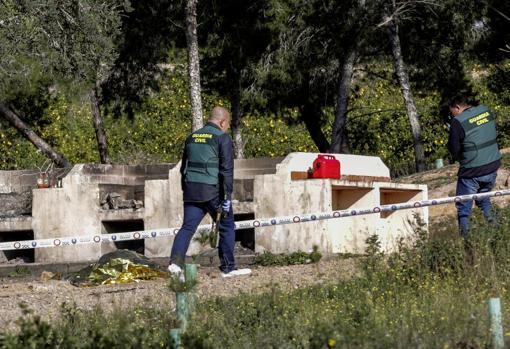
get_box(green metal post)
[185,263,198,312]
[169,328,182,349]
[185,263,197,282]
[176,292,189,330]
[488,297,505,349]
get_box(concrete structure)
[145,153,427,257]
[0,153,427,263]
[1,164,172,263]
[254,153,427,254]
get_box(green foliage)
[346,74,449,176]
[0,0,131,166]
[362,233,384,280]
[45,1,128,88]
[182,207,510,348]
[0,69,318,169]
[486,59,510,104]
[0,0,129,99]
[101,1,180,117]
[0,60,508,172]
[0,302,176,349]
[470,60,510,149]
[8,266,31,278]
[0,119,47,169]
[254,245,322,266]
[242,113,317,157]
[0,1,53,100]
[398,0,484,98]
[199,0,273,102]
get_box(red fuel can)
[312,154,341,179]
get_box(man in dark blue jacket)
[168,106,251,278]
[447,94,501,237]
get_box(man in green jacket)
[168,106,251,278]
[447,94,501,237]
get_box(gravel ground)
[0,257,358,330]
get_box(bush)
[183,207,510,348]
[0,302,176,349]
[254,246,322,266]
[345,77,449,176]
[0,62,508,174]
[0,71,318,169]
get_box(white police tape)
[2,189,510,251]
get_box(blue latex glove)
[220,199,231,214]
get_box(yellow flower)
[328,338,336,347]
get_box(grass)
[8,266,31,278]
[253,245,322,266]
[181,213,508,349]
[0,302,177,349]
[3,208,510,348]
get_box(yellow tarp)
[85,258,167,286]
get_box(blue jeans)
[456,171,497,237]
[170,198,236,273]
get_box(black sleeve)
[447,118,464,161]
[218,134,234,200]
[179,141,188,191]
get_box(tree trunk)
[230,75,245,159]
[89,87,112,164]
[386,18,426,172]
[330,47,357,154]
[299,100,330,153]
[0,103,71,168]
[185,0,203,131]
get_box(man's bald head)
[208,106,231,132]
[209,106,231,122]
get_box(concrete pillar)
[32,169,101,263]
[144,179,172,258]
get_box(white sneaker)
[221,268,252,278]
[167,263,185,283]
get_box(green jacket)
[183,124,224,185]
[456,105,501,169]
[180,122,234,202]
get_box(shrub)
[254,245,322,266]
[0,62,508,177]
[0,302,177,349]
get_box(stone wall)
[0,170,39,217]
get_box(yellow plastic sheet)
[85,258,167,286]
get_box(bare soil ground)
[0,257,358,329]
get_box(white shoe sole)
[221,269,252,278]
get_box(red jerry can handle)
[314,154,335,169]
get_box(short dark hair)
[448,93,479,108]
